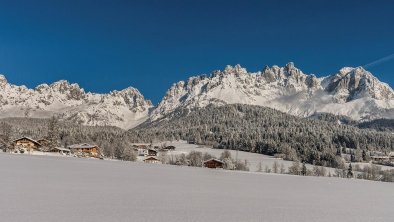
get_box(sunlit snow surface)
[154,141,394,172]
[0,153,393,222]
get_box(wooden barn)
[204,159,225,169]
[144,156,161,164]
[68,143,100,157]
[13,137,42,151]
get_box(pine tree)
[46,116,59,149]
[288,161,300,175]
[0,122,12,152]
[362,150,367,161]
[347,164,353,178]
[336,147,342,156]
[350,154,356,162]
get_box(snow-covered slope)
[1,153,393,222]
[0,75,152,129]
[151,63,394,121]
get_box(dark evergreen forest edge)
[1,104,393,169]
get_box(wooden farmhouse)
[68,143,100,157]
[13,137,42,151]
[144,156,161,164]
[204,159,225,169]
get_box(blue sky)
[0,0,393,104]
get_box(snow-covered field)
[157,141,295,171]
[155,141,336,172]
[156,141,394,173]
[0,152,393,222]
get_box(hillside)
[132,104,394,168]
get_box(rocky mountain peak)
[151,63,394,122]
[223,64,247,76]
[338,67,354,76]
[285,62,295,70]
[0,74,8,88]
[1,62,394,128]
[326,66,394,101]
[0,74,152,129]
[110,87,153,109]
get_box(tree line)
[1,104,394,170]
[130,104,394,168]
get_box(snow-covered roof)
[68,143,97,149]
[13,137,41,146]
[144,156,160,161]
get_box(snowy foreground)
[1,153,393,222]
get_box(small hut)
[203,159,224,169]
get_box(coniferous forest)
[1,104,394,169]
[131,104,394,168]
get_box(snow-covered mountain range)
[151,63,394,121]
[1,62,393,129]
[0,75,152,129]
